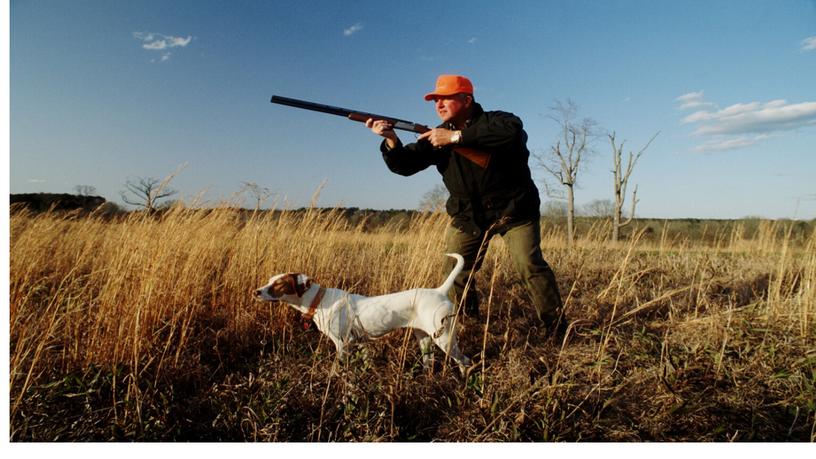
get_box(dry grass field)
[9,205,816,441]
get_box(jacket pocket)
[445,197,463,217]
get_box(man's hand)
[417,128,459,148]
[366,118,399,149]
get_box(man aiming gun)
[367,74,566,340]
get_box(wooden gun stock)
[272,95,491,168]
[449,146,490,169]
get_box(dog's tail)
[436,253,465,294]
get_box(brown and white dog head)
[255,273,313,304]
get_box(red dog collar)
[302,286,326,330]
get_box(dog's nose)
[254,289,263,297]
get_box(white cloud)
[133,32,193,61]
[801,36,816,51]
[343,23,363,37]
[468,37,478,44]
[691,135,770,153]
[27,178,46,184]
[678,92,816,152]
[676,91,717,110]
[684,100,816,136]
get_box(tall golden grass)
[9,205,816,441]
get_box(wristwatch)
[450,130,462,144]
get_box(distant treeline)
[10,193,107,213]
[547,215,816,246]
[8,194,423,231]
[10,193,814,244]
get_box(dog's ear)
[294,274,311,297]
[272,275,298,296]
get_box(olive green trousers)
[444,219,563,324]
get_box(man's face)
[432,94,472,124]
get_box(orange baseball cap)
[424,74,474,101]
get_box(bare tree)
[541,200,568,219]
[73,184,97,196]
[582,199,614,218]
[120,176,178,212]
[536,99,599,246]
[241,181,273,212]
[609,131,659,242]
[419,184,449,212]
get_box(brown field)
[9,206,816,441]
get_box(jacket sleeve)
[380,138,438,176]
[459,111,525,151]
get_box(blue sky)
[8,0,816,219]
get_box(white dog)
[255,253,471,373]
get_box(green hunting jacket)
[381,103,541,237]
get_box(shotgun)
[270,95,490,168]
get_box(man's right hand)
[366,118,399,149]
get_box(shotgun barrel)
[270,95,430,133]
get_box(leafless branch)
[536,98,600,246]
[120,164,185,212]
[610,131,659,241]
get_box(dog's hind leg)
[429,312,471,373]
[413,329,434,370]
[432,332,470,374]
[330,337,347,362]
